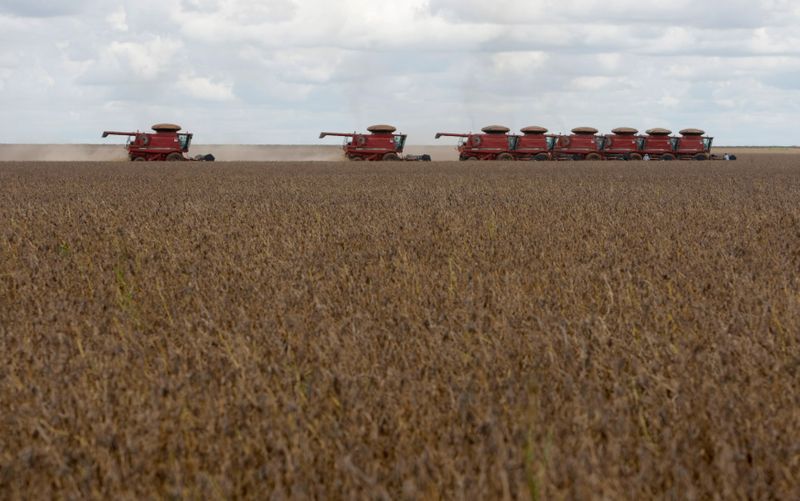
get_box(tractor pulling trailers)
[102,123,214,162]
[319,125,431,161]
[436,126,728,161]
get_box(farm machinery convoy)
[102,122,729,162]
[435,125,723,161]
[322,124,728,161]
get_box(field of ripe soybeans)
[1,159,799,499]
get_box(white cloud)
[177,74,235,101]
[492,52,548,74]
[0,0,90,17]
[659,95,681,108]
[106,7,128,32]
[570,76,622,91]
[0,0,800,144]
[95,37,183,82]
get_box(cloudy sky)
[1,0,799,145]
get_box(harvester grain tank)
[101,123,214,161]
[318,124,430,161]
[601,127,643,160]
[551,127,603,160]
[512,126,553,160]
[435,125,515,161]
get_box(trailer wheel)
[586,153,602,161]
[465,157,479,161]
[132,157,146,162]
[349,156,364,161]
[693,153,709,161]
[497,153,514,161]
[661,153,676,161]
[533,153,549,161]
[382,152,400,161]
[166,153,184,161]
[628,153,643,161]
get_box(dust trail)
[0,145,128,161]
[0,144,459,161]
[201,145,344,161]
[206,145,458,161]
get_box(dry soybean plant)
[1,159,799,499]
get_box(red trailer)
[435,125,516,161]
[319,124,429,161]
[102,123,212,161]
[601,127,644,160]
[551,127,603,160]
[674,128,713,160]
[511,126,554,160]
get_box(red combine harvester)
[674,128,713,160]
[511,126,553,160]
[640,128,677,160]
[102,123,214,161]
[435,125,516,161]
[551,127,603,160]
[319,124,430,161]
[601,127,644,160]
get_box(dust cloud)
[0,145,129,162]
[0,144,458,161]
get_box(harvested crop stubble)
[1,160,799,499]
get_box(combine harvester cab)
[602,127,644,160]
[512,126,553,161]
[674,129,713,160]
[435,125,516,161]
[102,123,214,162]
[551,127,604,160]
[319,124,430,161]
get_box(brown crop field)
[1,159,799,499]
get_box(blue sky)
[1,0,799,145]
